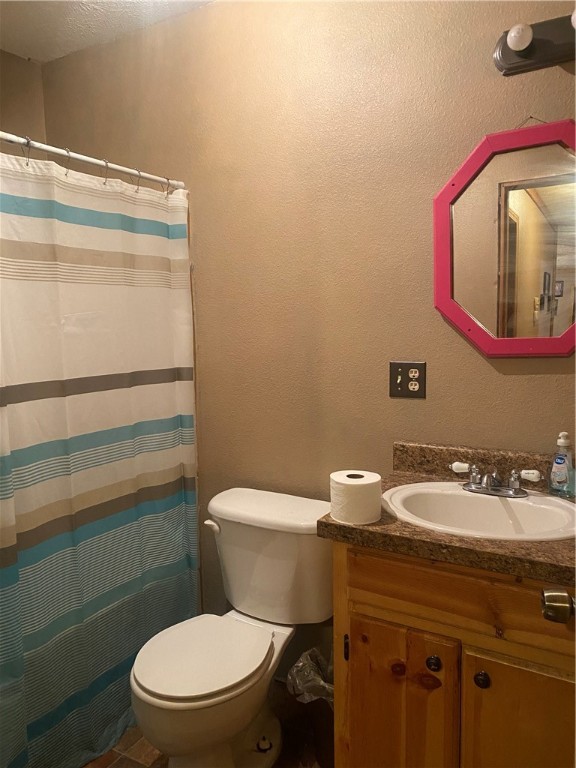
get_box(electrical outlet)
[389,362,426,399]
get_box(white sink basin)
[382,482,575,541]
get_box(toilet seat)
[132,614,274,702]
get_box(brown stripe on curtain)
[0,367,194,406]
[3,475,197,554]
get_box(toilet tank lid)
[207,488,330,533]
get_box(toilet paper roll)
[329,470,382,525]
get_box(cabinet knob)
[541,589,575,624]
[473,671,491,689]
[426,655,442,672]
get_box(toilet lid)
[132,614,274,701]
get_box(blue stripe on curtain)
[1,416,195,473]
[0,153,197,768]
[7,570,198,768]
[0,415,195,498]
[28,657,136,740]
[0,193,187,239]
[18,489,197,567]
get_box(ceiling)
[0,1,208,63]
[535,182,574,223]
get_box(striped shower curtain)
[0,153,198,768]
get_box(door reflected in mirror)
[452,143,575,340]
[499,174,575,338]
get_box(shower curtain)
[0,152,198,768]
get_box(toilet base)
[168,743,234,768]
[167,707,282,768]
[232,705,282,768]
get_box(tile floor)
[83,683,332,768]
[83,726,167,768]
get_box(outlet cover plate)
[389,362,426,399]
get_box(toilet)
[130,487,332,768]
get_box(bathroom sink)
[382,482,575,541]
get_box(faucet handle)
[508,469,521,490]
[520,469,542,483]
[449,462,470,474]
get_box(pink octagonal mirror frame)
[434,119,575,357]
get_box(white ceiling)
[0,1,208,63]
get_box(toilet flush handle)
[204,519,221,535]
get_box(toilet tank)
[207,488,332,625]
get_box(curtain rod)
[0,131,186,191]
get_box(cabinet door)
[346,613,460,768]
[461,648,575,768]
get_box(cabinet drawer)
[347,549,575,659]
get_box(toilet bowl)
[131,611,294,767]
[130,488,332,767]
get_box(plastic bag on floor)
[286,647,334,710]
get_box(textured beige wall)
[0,50,46,142]
[38,2,575,612]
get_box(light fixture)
[493,14,575,75]
[506,23,533,52]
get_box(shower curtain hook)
[23,136,32,167]
[103,160,109,185]
[64,148,71,177]
[165,177,171,199]
[135,170,141,193]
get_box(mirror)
[434,120,575,357]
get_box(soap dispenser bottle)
[549,432,574,499]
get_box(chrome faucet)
[449,462,541,499]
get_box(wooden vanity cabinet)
[333,543,575,768]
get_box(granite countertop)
[317,472,575,586]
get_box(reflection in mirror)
[499,175,575,338]
[452,144,575,339]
